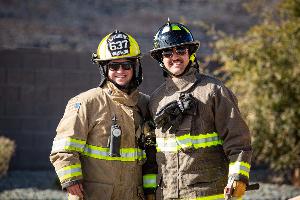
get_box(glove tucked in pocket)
[154,94,197,133]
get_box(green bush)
[208,0,300,183]
[0,136,15,178]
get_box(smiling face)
[107,59,134,86]
[162,46,190,76]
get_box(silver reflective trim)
[51,138,85,153]
[57,167,81,178]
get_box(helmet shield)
[107,31,131,57]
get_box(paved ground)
[0,170,299,200]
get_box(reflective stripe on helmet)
[83,144,146,161]
[182,26,191,34]
[229,161,251,178]
[56,164,82,183]
[171,25,181,30]
[51,137,86,153]
[156,132,223,152]
[143,174,157,189]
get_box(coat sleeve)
[142,121,158,195]
[213,85,252,185]
[138,93,158,195]
[49,95,89,189]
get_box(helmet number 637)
[109,40,128,51]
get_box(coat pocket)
[176,114,193,133]
[182,165,226,188]
[83,182,113,200]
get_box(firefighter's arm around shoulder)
[141,121,158,200]
[49,96,89,191]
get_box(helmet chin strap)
[108,79,136,94]
[98,65,107,87]
[109,79,128,90]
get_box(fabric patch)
[66,97,82,113]
[74,103,81,109]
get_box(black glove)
[154,94,197,133]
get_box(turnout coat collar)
[103,81,139,107]
[165,68,198,93]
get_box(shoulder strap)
[180,72,202,134]
[137,93,150,121]
[186,72,202,93]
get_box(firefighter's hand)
[232,181,246,197]
[146,194,156,200]
[66,183,84,198]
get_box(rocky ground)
[0,170,299,200]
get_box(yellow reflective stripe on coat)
[229,161,251,178]
[51,137,145,161]
[83,144,146,161]
[193,194,224,200]
[51,137,86,153]
[156,132,223,152]
[143,174,157,189]
[194,194,242,200]
[56,164,82,182]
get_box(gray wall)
[0,48,163,170]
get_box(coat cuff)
[143,174,157,194]
[228,151,252,185]
[61,179,82,190]
[55,163,83,187]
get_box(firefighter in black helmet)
[150,21,200,77]
[149,21,252,200]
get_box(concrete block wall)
[0,48,163,170]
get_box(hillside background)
[0,0,263,54]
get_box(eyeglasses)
[162,46,188,58]
[107,61,135,71]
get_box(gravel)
[0,170,300,200]
[0,170,66,200]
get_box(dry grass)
[0,136,15,178]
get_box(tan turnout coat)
[149,68,252,200]
[50,81,149,200]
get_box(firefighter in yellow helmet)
[149,21,252,199]
[50,30,157,200]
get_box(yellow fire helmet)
[92,30,141,64]
[92,30,143,89]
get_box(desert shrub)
[208,0,300,184]
[0,136,16,178]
